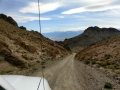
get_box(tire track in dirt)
[34,54,120,90]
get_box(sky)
[0,0,120,33]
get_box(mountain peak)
[84,26,119,35]
[64,26,120,52]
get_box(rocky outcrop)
[0,13,18,27]
[0,41,26,68]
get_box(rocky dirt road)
[35,54,120,90]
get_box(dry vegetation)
[0,18,70,75]
[75,35,120,75]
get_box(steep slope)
[0,17,69,75]
[64,26,120,52]
[0,13,18,27]
[75,35,120,75]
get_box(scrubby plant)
[22,54,29,60]
[107,65,118,70]
[0,55,4,62]
[0,70,13,74]
[30,57,34,60]
[104,82,113,89]
[85,59,90,64]
[42,66,45,69]
[41,61,46,65]
[19,26,26,30]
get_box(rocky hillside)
[0,13,18,27]
[64,26,120,52]
[0,15,69,75]
[75,35,120,75]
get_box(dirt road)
[35,54,120,90]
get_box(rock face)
[0,14,70,75]
[64,26,120,52]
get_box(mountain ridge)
[64,26,120,52]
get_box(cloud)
[7,14,51,23]
[58,16,64,18]
[99,9,120,17]
[62,2,120,14]
[19,2,62,14]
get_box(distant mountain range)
[42,30,84,41]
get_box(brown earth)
[0,18,70,75]
[75,35,120,75]
[34,54,120,90]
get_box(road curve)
[35,54,120,90]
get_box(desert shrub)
[42,66,45,69]
[92,60,96,64]
[41,61,46,65]
[104,54,111,59]
[107,65,118,70]
[19,26,26,30]
[107,60,113,65]
[22,54,29,60]
[104,82,113,89]
[85,59,90,64]
[98,61,107,67]
[33,67,38,71]
[0,70,13,74]
[0,55,4,62]
[30,57,34,60]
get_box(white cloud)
[99,9,120,17]
[62,2,120,14]
[58,16,64,18]
[7,14,51,23]
[19,2,62,14]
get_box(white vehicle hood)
[0,75,51,90]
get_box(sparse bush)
[98,61,107,67]
[22,54,29,60]
[30,57,34,60]
[19,26,26,30]
[0,55,4,62]
[0,70,13,74]
[33,68,38,71]
[41,61,46,65]
[104,82,113,89]
[107,60,113,65]
[85,60,90,64]
[107,65,117,70]
[104,54,111,59]
[92,60,96,64]
[42,66,45,69]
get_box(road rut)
[35,54,120,90]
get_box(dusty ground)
[34,54,120,90]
